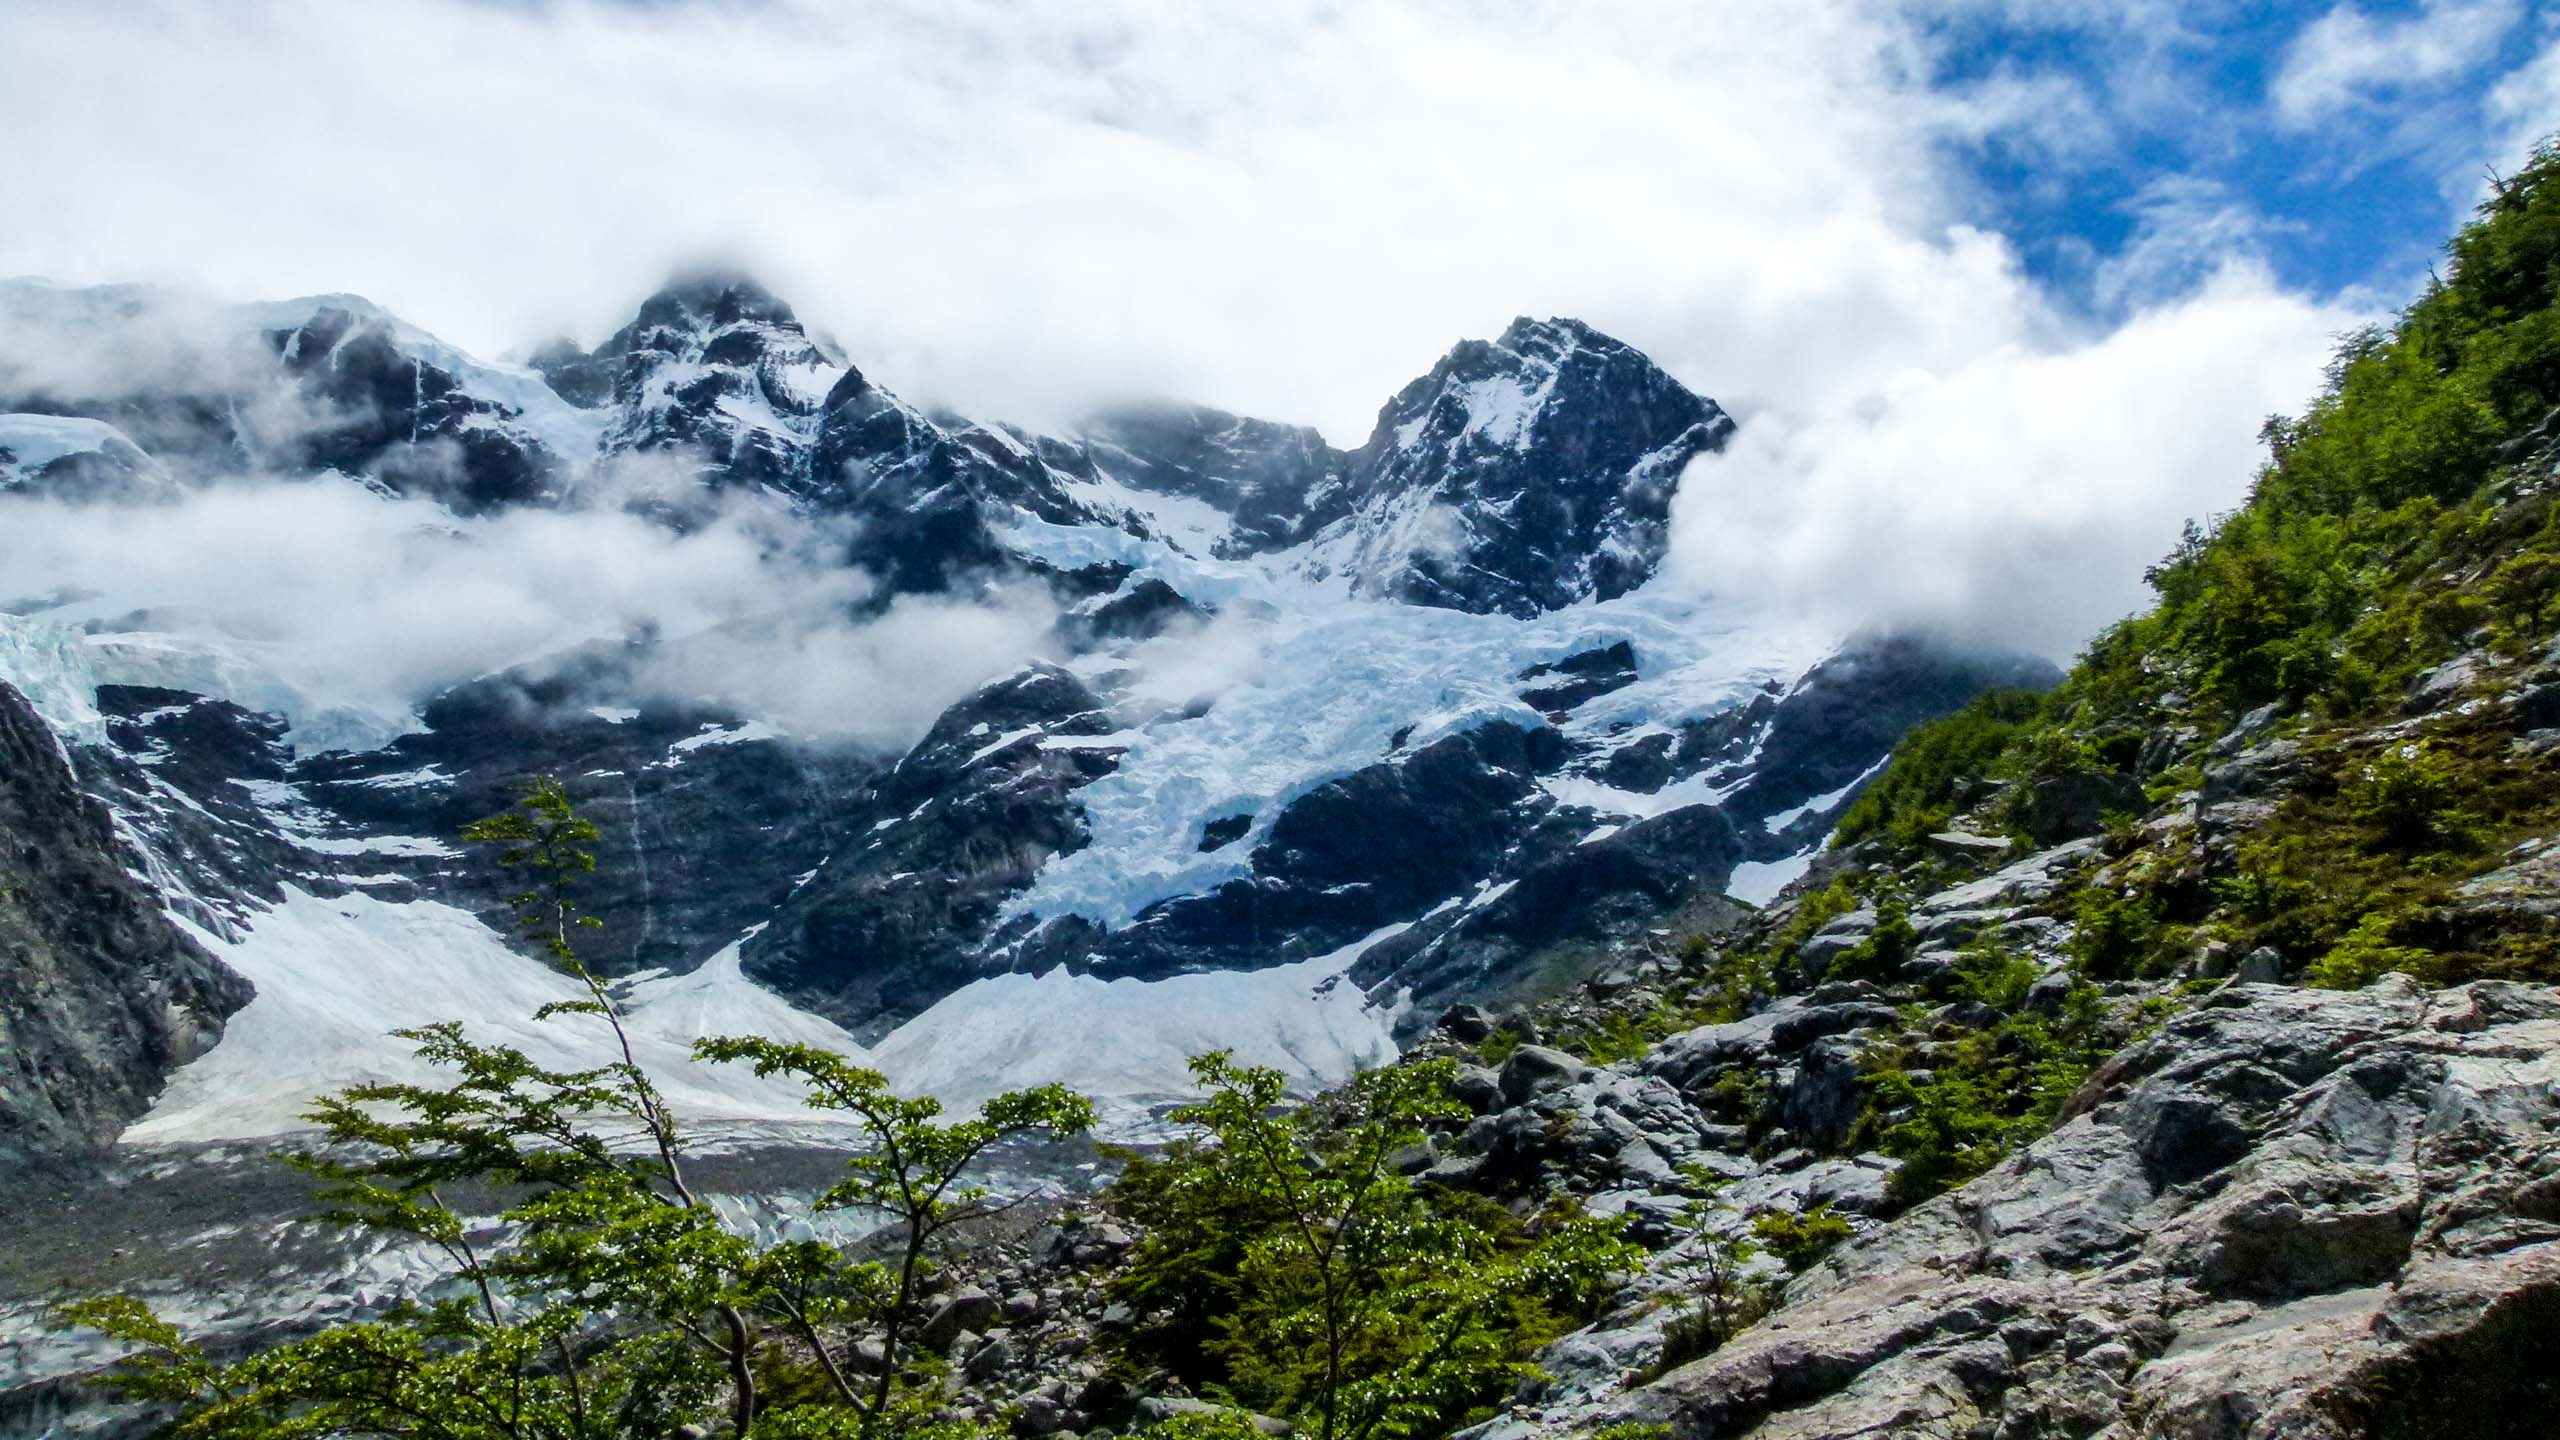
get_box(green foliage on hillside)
[1853,948,2117,1205]
[1104,1055,1638,1440]
[1832,690,2048,849]
[1831,141,2560,994]
[2097,143,2560,726]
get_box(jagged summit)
[567,268,850,496]
[1300,315,1735,617]
[623,266,803,338]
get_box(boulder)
[1615,978,2560,1438]
[2403,650,2489,716]
[1793,909,1876,987]
[1498,1045,1591,1105]
[1923,830,2012,862]
[1134,1398,1293,1436]
[1446,1063,1505,1114]
[2009,766,2140,845]
[920,1286,1001,1351]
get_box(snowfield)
[128,887,1410,1142]
[0,412,151,482]
[128,890,879,1144]
[872,924,1413,1112]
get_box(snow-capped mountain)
[0,413,171,500]
[569,268,847,499]
[0,271,2053,1153]
[0,277,602,511]
[1301,316,1735,616]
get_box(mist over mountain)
[0,268,2055,1143]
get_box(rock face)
[71,663,878,987]
[1308,318,1736,618]
[1074,402,1355,556]
[746,665,1125,1029]
[580,269,846,501]
[263,304,577,511]
[1497,976,2560,1440]
[0,683,250,1171]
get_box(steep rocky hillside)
[1318,139,2560,1439]
[0,683,249,1173]
[741,139,2560,1440]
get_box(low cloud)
[2489,30,2560,174]
[0,474,1057,751]
[0,0,2505,666]
[1663,264,2365,659]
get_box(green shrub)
[2305,909,2447,989]
[1108,1055,1638,1440]
[1947,943,2038,1010]
[2069,886,2160,980]
[1830,897,1915,984]
[2346,744,2476,854]
[1749,1205,1853,1271]
[1861,981,2113,1208]
[1833,690,2048,850]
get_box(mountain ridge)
[0,268,2051,1161]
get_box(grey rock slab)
[1499,1044,1592,1104]
[1601,977,2560,1439]
[1915,839,2099,915]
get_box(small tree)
[694,1038,1094,1424]
[1646,1174,1773,1376]
[1123,1053,1637,1440]
[64,775,1093,1440]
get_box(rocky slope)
[0,682,249,1174]
[1360,154,2560,1439]
[1643,975,2560,1439]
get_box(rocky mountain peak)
[624,267,803,341]
[1363,315,1701,456]
[579,269,848,496]
[1304,317,1736,618]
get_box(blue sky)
[1925,1,2556,316]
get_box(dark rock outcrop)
[1075,402,1355,555]
[265,305,571,511]
[745,665,1125,1031]
[0,683,250,1170]
[1313,317,1736,618]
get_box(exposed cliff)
[0,682,250,1171]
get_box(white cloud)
[0,0,2368,661]
[2273,0,2522,129]
[2092,176,2302,312]
[2488,30,2560,173]
[1663,264,2365,658]
[0,475,1057,750]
